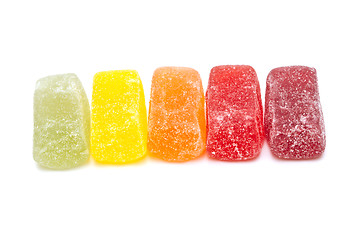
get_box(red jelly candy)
[206,65,264,160]
[265,66,326,159]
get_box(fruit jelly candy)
[206,65,264,160]
[33,74,90,169]
[148,67,206,161]
[91,70,147,163]
[265,66,326,159]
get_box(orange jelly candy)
[148,67,206,161]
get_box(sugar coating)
[265,66,326,159]
[206,65,264,160]
[91,70,147,163]
[148,67,206,161]
[33,74,90,169]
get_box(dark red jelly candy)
[265,66,326,159]
[206,65,264,160]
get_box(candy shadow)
[35,156,90,171]
[271,153,325,162]
[206,151,260,163]
[92,154,148,167]
[147,150,207,164]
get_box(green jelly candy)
[33,74,90,169]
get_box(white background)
[1,0,359,239]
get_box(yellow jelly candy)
[91,70,147,163]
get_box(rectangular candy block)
[265,66,326,159]
[148,67,206,161]
[33,74,90,169]
[91,70,147,163]
[206,65,264,160]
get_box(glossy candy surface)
[33,74,90,169]
[206,65,264,160]
[148,67,206,161]
[265,66,326,159]
[91,70,147,163]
